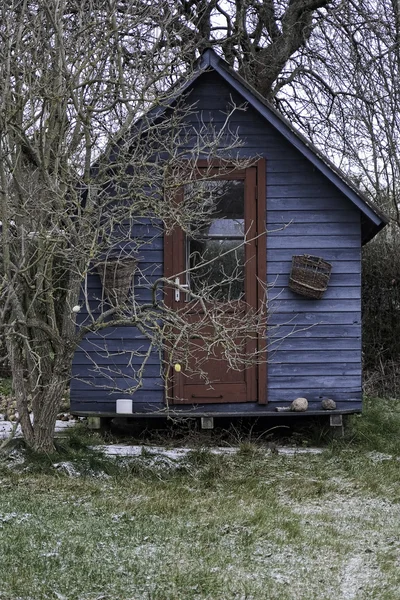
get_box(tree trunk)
[7,340,35,447]
[31,368,71,453]
[7,335,71,453]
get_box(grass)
[0,397,400,599]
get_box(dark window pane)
[186,179,245,301]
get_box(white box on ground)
[116,399,133,414]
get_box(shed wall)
[70,71,362,415]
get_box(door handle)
[174,277,189,301]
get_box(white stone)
[291,397,308,412]
[321,398,337,411]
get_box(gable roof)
[144,48,388,245]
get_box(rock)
[61,414,70,421]
[321,398,336,411]
[290,397,308,412]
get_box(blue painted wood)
[267,210,360,224]
[267,223,360,236]
[266,184,352,198]
[268,261,360,274]
[268,376,361,389]
[72,362,162,377]
[268,236,359,249]
[79,326,150,339]
[267,160,317,173]
[267,197,357,210]
[70,390,164,405]
[269,273,361,286]
[73,353,161,366]
[78,339,158,351]
[269,350,361,363]
[269,299,360,312]
[71,66,366,417]
[269,338,360,351]
[268,287,361,300]
[270,324,360,338]
[269,312,360,325]
[72,376,163,391]
[268,363,361,376]
[267,390,362,402]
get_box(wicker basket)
[289,255,332,299]
[97,257,137,305]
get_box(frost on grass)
[0,512,31,525]
[2,447,400,599]
[53,462,81,477]
[289,494,400,599]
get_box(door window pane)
[186,180,245,301]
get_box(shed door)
[165,160,266,404]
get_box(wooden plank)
[267,235,360,249]
[73,353,161,366]
[268,337,360,351]
[85,275,161,290]
[267,171,340,186]
[268,260,360,274]
[268,363,361,376]
[267,210,359,223]
[269,324,361,338]
[267,390,362,401]
[70,392,164,406]
[268,375,361,389]
[267,197,354,210]
[70,390,165,401]
[70,400,362,415]
[72,363,162,377]
[79,326,150,340]
[78,339,157,352]
[268,248,360,260]
[269,349,361,363]
[266,184,343,198]
[268,273,361,286]
[268,312,360,325]
[72,376,164,391]
[269,299,360,312]
[268,286,361,300]
[267,160,314,173]
[267,223,359,236]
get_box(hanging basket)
[289,255,332,299]
[97,257,137,306]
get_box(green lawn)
[1,400,400,600]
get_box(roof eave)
[202,50,388,239]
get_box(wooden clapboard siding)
[70,68,363,415]
[70,217,164,413]
[187,72,363,405]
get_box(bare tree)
[0,0,270,452]
[274,0,400,219]
[157,0,334,98]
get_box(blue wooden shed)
[70,49,388,421]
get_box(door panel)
[165,160,266,404]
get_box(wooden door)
[165,160,266,404]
